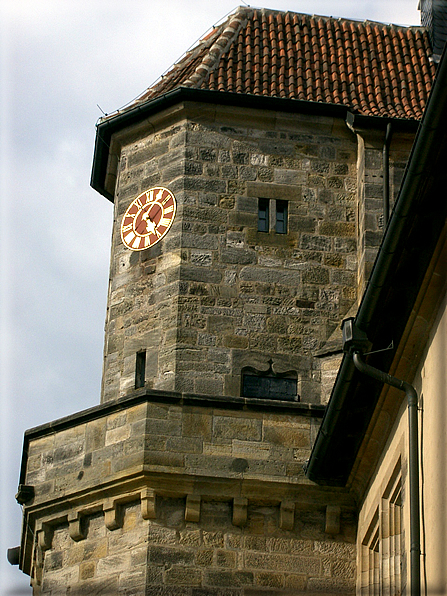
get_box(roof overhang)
[91,87,419,201]
[306,48,447,490]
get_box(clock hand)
[142,206,162,236]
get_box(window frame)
[275,199,288,234]
[258,198,270,232]
[257,198,288,234]
[360,459,403,596]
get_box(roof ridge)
[182,6,252,89]
[258,7,424,30]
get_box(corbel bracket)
[185,495,201,523]
[233,497,248,527]
[280,500,295,531]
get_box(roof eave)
[90,87,419,201]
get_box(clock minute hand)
[142,209,161,237]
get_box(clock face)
[120,187,177,251]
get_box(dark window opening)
[243,375,298,400]
[241,363,298,401]
[258,199,288,234]
[276,200,288,234]
[135,351,146,389]
[258,198,269,232]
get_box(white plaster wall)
[356,292,447,595]
[418,293,447,595]
[356,399,409,595]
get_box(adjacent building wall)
[417,292,447,595]
[356,399,408,595]
[356,290,447,595]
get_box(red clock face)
[120,187,177,251]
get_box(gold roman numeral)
[132,236,142,249]
[124,231,136,245]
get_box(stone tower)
[15,8,435,594]
[98,100,359,405]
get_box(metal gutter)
[306,46,447,486]
[91,87,419,201]
[383,122,393,227]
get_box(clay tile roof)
[134,6,436,120]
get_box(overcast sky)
[0,1,422,593]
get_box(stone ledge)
[21,390,325,476]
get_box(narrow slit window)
[135,351,146,389]
[276,200,288,234]
[258,198,269,232]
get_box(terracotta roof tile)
[134,7,436,120]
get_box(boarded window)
[258,199,288,234]
[241,363,298,401]
[243,375,297,400]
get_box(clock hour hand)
[142,209,161,237]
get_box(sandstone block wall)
[39,500,356,595]
[19,392,356,594]
[21,103,417,594]
[25,396,324,509]
[102,104,361,403]
[355,131,413,296]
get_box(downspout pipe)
[383,122,393,227]
[352,351,421,596]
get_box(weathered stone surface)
[149,546,195,566]
[206,570,254,586]
[98,107,368,403]
[18,97,416,595]
[25,406,356,592]
[213,416,262,441]
[165,567,202,586]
